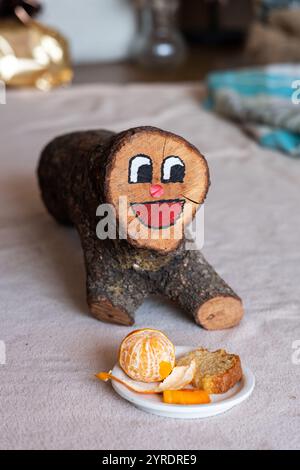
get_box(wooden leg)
[83,238,153,326]
[161,251,244,330]
[88,296,135,326]
[85,263,150,326]
[196,296,243,330]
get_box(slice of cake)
[176,348,242,394]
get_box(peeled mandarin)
[119,328,175,383]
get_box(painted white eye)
[129,154,152,183]
[161,156,185,183]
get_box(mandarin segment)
[119,329,175,383]
[159,361,173,380]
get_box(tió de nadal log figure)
[37,126,243,329]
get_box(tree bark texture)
[37,127,243,329]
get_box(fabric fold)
[206,64,300,156]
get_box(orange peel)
[95,371,161,394]
[163,389,211,405]
[96,360,196,395]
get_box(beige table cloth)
[0,83,299,450]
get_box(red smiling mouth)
[130,199,185,229]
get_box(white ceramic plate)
[111,345,255,419]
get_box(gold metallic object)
[0,19,73,90]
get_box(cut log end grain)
[88,298,134,326]
[105,126,210,253]
[196,296,244,330]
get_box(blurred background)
[3,0,300,86]
[42,0,253,83]
[36,0,254,83]
[2,0,300,155]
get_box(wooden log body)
[37,127,243,329]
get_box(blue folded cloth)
[206,64,300,156]
[258,0,300,19]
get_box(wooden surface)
[73,44,247,84]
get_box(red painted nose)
[150,184,164,198]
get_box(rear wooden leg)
[162,251,244,330]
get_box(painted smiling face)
[106,127,209,252]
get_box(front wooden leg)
[81,233,151,325]
[88,296,135,326]
[162,251,244,330]
[86,264,148,326]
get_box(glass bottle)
[135,0,186,67]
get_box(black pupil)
[137,164,152,183]
[169,164,184,183]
